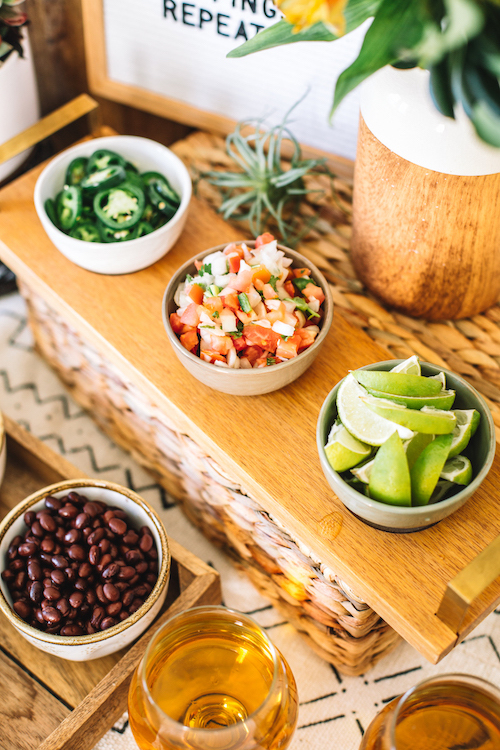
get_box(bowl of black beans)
[0,479,170,660]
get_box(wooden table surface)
[1,150,500,666]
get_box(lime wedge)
[337,374,414,446]
[353,371,442,397]
[368,433,411,506]
[405,433,434,471]
[448,409,481,458]
[350,457,375,483]
[410,434,453,506]
[430,479,454,504]
[324,422,371,472]
[364,387,455,410]
[363,397,457,434]
[440,455,473,485]
[429,372,447,388]
[391,356,421,375]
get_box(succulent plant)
[0,0,28,67]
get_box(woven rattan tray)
[0,128,499,676]
[0,414,221,750]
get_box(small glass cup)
[359,673,500,750]
[128,605,298,750]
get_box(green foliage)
[204,101,336,246]
[0,0,28,66]
[228,0,500,148]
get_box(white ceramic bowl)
[34,136,192,275]
[0,479,170,660]
[163,242,334,396]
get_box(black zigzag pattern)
[0,369,85,419]
[125,468,176,510]
[0,309,32,351]
[38,432,121,474]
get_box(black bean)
[39,514,56,533]
[45,496,62,511]
[42,607,61,624]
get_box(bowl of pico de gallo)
[162,233,334,395]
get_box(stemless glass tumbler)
[359,673,500,750]
[128,605,298,750]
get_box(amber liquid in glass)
[361,683,500,750]
[129,613,298,750]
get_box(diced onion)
[283,300,296,314]
[294,310,306,329]
[227,348,240,368]
[272,320,295,337]
[239,357,252,369]
[266,299,281,311]
[308,298,320,313]
[247,286,261,308]
[254,319,271,328]
[220,308,238,332]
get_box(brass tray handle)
[0,94,98,166]
[436,533,500,632]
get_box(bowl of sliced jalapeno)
[34,136,192,275]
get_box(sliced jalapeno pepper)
[136,221,154,237]
[80,165,126,194]
[87,149,126,174]
[65,157,88,186]
[94,183,145,230]
[142,171,181,207]
[98,222,139,243]
[44,198,59,228]
[69,222,101,242]
[56,186,82,231]
[125,169,145,190]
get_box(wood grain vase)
[351,68,500,321]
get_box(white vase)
[351,66,500,320]
[0,34,40,183]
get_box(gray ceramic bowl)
[317,360,496,532]
[163,242,334,396]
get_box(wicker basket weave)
[19,279,401,675]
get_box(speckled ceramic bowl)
[0,479,170,660]
[317,361,495,532]
[163,242,334,396]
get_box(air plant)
[205,103,334,246]
[0,0,28,67]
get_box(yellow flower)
[276,0,347,34]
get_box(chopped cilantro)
[292,276,315,291]
[280,335,290,341]
[199,325,215,329]
[228,321,244,338]
[199,263,212,275]
[268,275,280,292]
[266,357,276,366]
[185,274,194,284]
[213,311,220,318]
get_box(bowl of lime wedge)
[317,357,495,532]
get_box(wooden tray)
[0,133,499,668]
[0,415,221,750]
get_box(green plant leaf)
[344,0,382,30]
[429,57,456,118]
[332,0,426,114]
[415,0,484,68]
[227,20,336,59]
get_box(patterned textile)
[1,291,499,750]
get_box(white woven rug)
[1,291,499,750]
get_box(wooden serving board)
[0,414,221,750]
[0,133,500,668]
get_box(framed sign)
[82,0,364,163]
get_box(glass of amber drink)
[128,605,298,750]
[359,673,500,750]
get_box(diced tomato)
[233,269,253,292]
[194,259,203,271]
[227,253,241,274]
[180,303,201,328]
[303,283,325,304]
[243,345,264,366]
[254,278,265,291]
[294,268,311,278]
[263,283,278,300]
[203,296,223,316]
[236,309,257,324]
[221,292,240,310]
[232,335,247,352]
[254,352,273,368]
[208,335,233,355]
[284,280,295,297]
[243,325,280,352]
[181,324,195,334]
[223,243,245,258]
[180,329,199,352]
[276,333,301,359]
[255,232,275,249]
[296,327,317,349]
[169,312,183,334]
[187,283,205,305]
[251,264,271,284]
